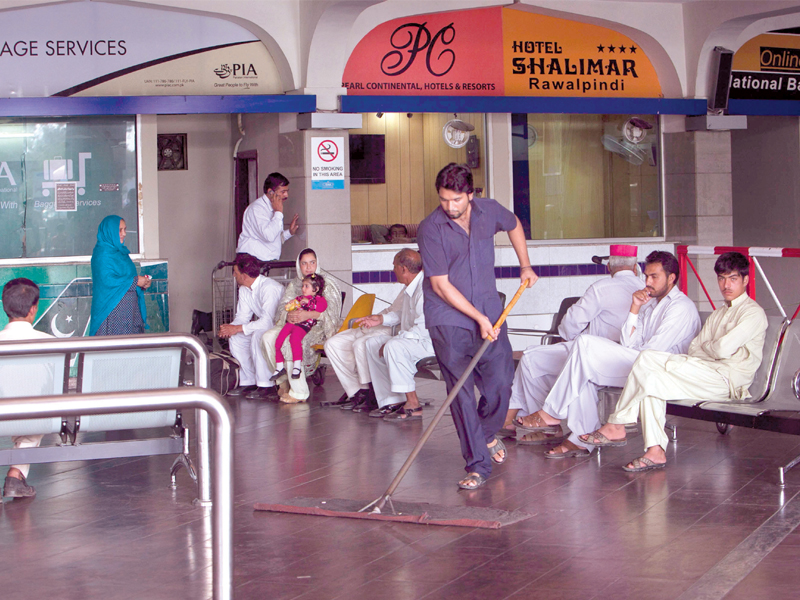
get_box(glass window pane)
[0,116,138,259]
[512,113,661,240]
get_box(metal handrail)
[0,333,213,504]
[0,387,233,600]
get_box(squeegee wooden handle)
[492,281,528,331]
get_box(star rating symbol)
[629,45,638,54]
[619,46,627,54]
[608,45,616,53]
[597,44,605,53]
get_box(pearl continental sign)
[342,7,662,98]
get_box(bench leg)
[170,428,198,489]
[778,453,800,488]
[665,422,677,442]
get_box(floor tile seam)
[674,494,800,600]
[411,556,497,600]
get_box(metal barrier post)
[0,334,213,505]
[0,388,233,600]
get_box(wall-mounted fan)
[622,117,653,144]
[442,115,475,148]
[602,116,654,166]
[157,133,187,171]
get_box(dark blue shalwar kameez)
[417,199,516,480]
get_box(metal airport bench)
[0,334,212,494]
[599,245,800,486]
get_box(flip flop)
[517,431,567,446]
[622,456,666,472]
[513,413,561,434]
[457,473,487,490]
[578,430,627,447]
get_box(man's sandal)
[622,456,666,472]
[384,407,422,421]
[578,430,627,447]
[513,413,561,434]
[457,473,487,490]
[488,437,507,464]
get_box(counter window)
[512,113,662,240]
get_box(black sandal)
[458,473,487,490]
[488,437,507,465]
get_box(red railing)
[677,245,800,320]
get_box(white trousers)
[609,349,730,452]
[228,327,274,388]
[509,342,573,414]
[323,326,392,398]
[260,326,310,400]
[542,335,640,449]
[365,335,435,408]
[11,434,42,478]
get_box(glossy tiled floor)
[3,373,800,600]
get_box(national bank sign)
[730,32,800,100]
[0,2,282,97]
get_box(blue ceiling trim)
[340,95,707,115]
[0,95,317,116]
[728,99,800,116]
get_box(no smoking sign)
[316,139,339,162]
[311,136,344,189]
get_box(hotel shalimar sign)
[730,32,800,100]
[342,7,663,97]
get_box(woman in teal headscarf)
[90,215,150,336]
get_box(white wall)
[156,114,235,332]
[732,116,800,317]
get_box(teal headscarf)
[89,215,146,335]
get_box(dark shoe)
[290,367,302,380]
[321,392,350,407]
[352,385,378,412]
[245,386,279,400]
[226,385,258,398]
[270,368,286,382]
[346,388,370,411]
[3,475,35,499]
[369,403,403,418]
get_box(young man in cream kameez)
[581,252,768,472]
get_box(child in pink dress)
[270,274,328,380]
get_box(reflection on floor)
[2,375,800,600]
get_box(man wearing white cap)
[514,250,701,459]
[505,244,643,438]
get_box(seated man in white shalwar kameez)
[581,252,768,472]
[515,251,700,458]
[504,244,644,436]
